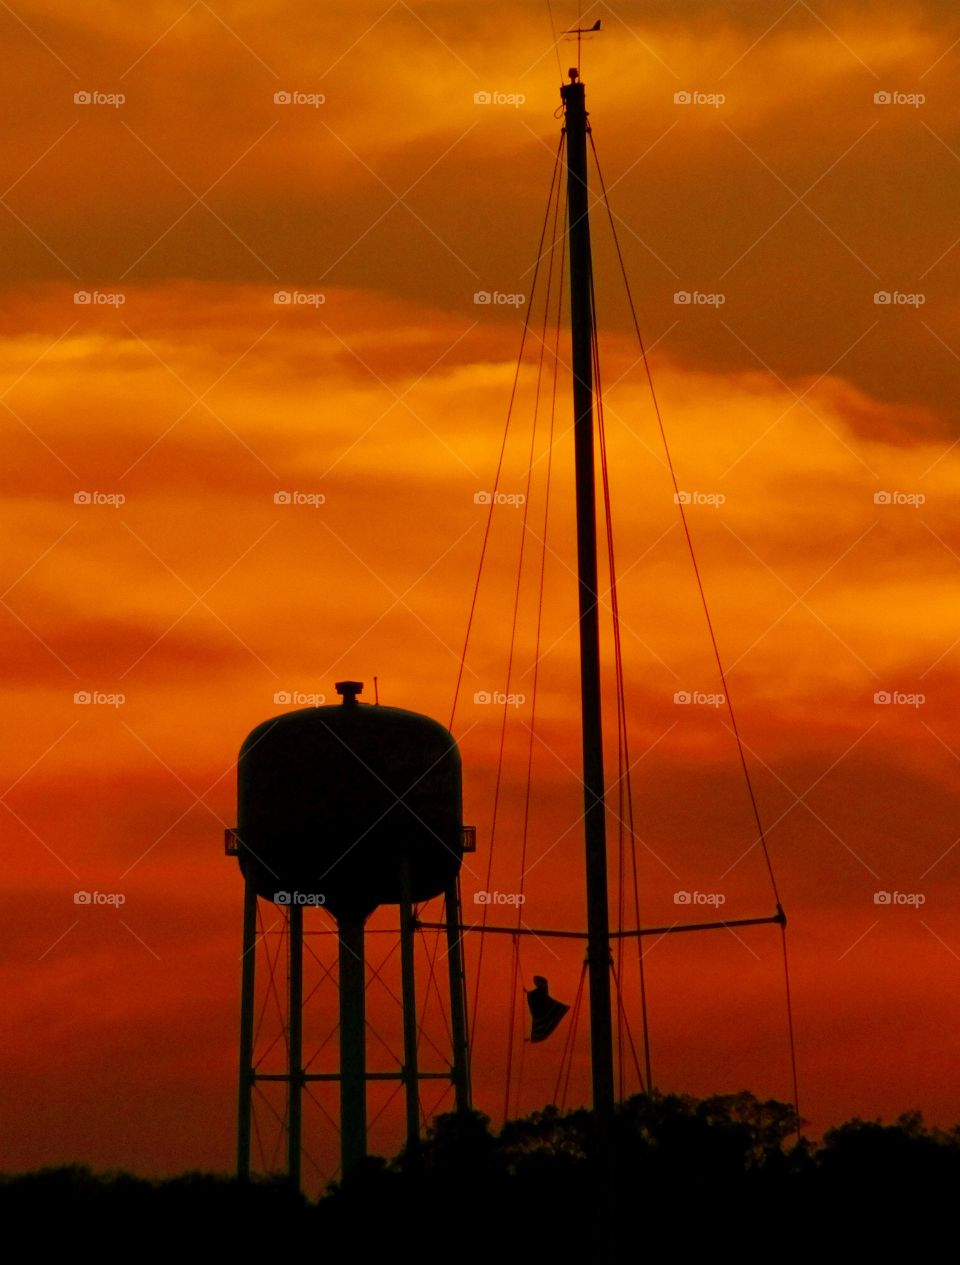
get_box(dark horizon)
[4,0,960,1187]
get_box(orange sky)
[3,1,960,1186]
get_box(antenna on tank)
[373,676,380,705]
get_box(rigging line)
[502,244,558,1116]
[780,922,803,1140]
[472,390,541,1062]
[629,807,654,1090]
[587,131,782,910]
[602,447,629,1096]
[616,706,626,1100]
[553,958,587,1106]
[449,134,564,735]
[591,264,655,1094]
[469,139,565,1063]
[601,377,655,1096]
[504,984,522,1123]
[545,0,565,81]
[589,296,625,1099]
[552,973,576,1105]
[469,386,539,1058]
[559,960,588,1110]
[589,130,799,1118]
[587,289,626,1094]
[610,958,645,1093]
[516,209,565,1125]
[514,995,528,1121]
[504,165,566,1123]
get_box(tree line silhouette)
[5,1092,956,1250]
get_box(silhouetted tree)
[6,1094,959,1251]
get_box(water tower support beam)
[444,876,472,1111]
[287,902,303,1189]
[237,872,257,1179]
[339,915,367,1174]
[399,858,420,1152]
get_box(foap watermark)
[274,490,325,507]
[474,290,527,307]
[74,290,125,306]
[74,691,125,707]
[874,690,925,708]
[674,490,725,507]
[274,90,325,107]
[473,90,526,108]
[74,490,125,507]
[674,890,726,906]
[274,290,325,306]
[874,90,924,108]
[74,890,126,905]
[874,291,925,307]
[274,690,326,707]
[74,90,125,108]
[474,890,526,905]
[874,890,925,906]
[274,890,326,905]
[474,690,525,707]
[873,490,925,506]
[674,290,726,307]
[674,90,725,108]
[474,490,526,507]
[674,690,725,707]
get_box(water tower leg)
[338,914,367,1175]
[287,901,303,1190]
[399,859,420,1153]
[237,872,257,1178]
[444,877,471,1112]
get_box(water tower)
[227,680,472,1184]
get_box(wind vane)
[564,18,601,73]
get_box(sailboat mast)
[561,68,616,1128]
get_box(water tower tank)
[235,681,463,920]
